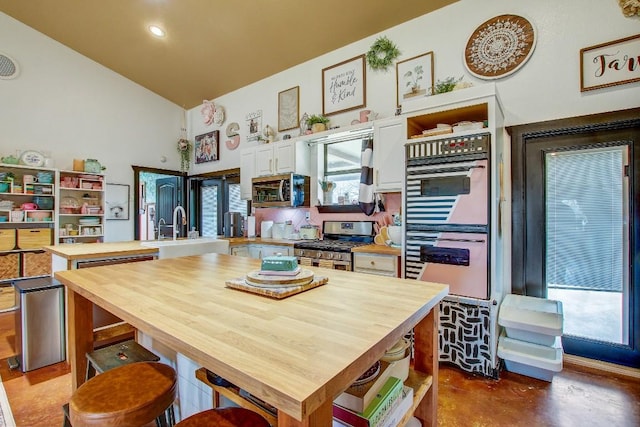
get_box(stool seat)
[69,361,177,427]
[176,408,270,427]
[86,339,160,379]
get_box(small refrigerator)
[13,277,65,372]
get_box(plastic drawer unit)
[498,294,563,346]
[498,333,563,382]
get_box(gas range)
[293,221,374,270]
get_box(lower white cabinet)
[353,252,399,277]
[230,244,292,259]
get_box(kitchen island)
[55,253,448,426]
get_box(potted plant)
[177,138,193,172]
[306,114,330,133]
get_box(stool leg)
[155,405,175,427]
[62,403,72,427]
[85,361,96,381]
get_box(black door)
[156,177,183,239]
[511,109,640,367]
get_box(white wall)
[188,0,640,174]
[3,0,639,239]
[0,12,184,241]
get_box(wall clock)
[19,150,45,167]
[464,14,536,80]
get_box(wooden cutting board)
[245,269,314,286]
[225,276,328,299]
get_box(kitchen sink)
[141,238,229,259]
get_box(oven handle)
[422,237,486,243]
[422,164,486,175]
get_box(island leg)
[277,398,332,426]
[67,288,94,391]
[412,306,439,427]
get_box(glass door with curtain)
[519,118,640,367]
[545,145,629,347]
[196,176,247,237]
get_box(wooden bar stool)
[176,408,270,427]
[69,361,177,427]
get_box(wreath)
[366,36,400,70]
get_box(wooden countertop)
[56,253,448,425]
[43,241,159,260]
[351,244,402,256]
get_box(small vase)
[311,123,326,133]
[323,190,333,205]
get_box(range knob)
[327,252,334,259]
[316,251,323,259]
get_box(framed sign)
[278,86,299,131]
[195,130,219,163]
[106,183,130,220]
[246,110,262,142]
[322,54,366,116]
[396,51,434,108]
[580,33,640,92]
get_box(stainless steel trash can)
[13,277,65,372]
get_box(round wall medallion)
[464,14,536,80]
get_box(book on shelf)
[334,359,393,413]
[332,377,404,427]
[380,385,413,427]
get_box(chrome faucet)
[173,206,186,240]
[157,218,167,240]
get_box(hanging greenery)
[366,36,401,70]
[177,138,192,172]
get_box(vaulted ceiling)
[0,0,457,109]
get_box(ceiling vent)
[0,52,19,80]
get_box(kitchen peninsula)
[54,253,448,426]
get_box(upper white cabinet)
[241,139,311,200]
[373,117,405,192]
[254,139,310,177]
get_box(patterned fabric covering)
[358,137,375,215]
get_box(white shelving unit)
[57,170,105,244]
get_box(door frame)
[509,107,640,367]
[132,165,186,240]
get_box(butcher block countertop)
[351,243,401,256]
[56,253,447,426]
[43,241,158,260]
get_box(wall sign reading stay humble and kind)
[580,33,640,92]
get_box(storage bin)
[0,253,20,280]
[0,229,16,250]
[498,294,563,346]
[21,251,52,277]
[498,333,563,382]
[17,228,52,249]
[33,196,53,210]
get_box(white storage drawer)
[498,294,563,346]
[353,253,398,277]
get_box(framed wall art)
[396,51,434,108]
[278,86,299,131]
[464,15,536,80]
[322,54,366,116]
[580,33,640,92]
[246,110,262,142]
[105,183,130,220]
[194,130,219,163]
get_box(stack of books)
[333,359,413,427]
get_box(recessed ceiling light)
[149,25,166,37]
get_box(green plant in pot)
[306,114,330,133]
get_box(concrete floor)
[548,288,623,343]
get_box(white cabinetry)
[353,252,399,277]
[254,139,310,177]
[373,117,405,192]
[57,170,105,244]
[239,149,255,200]
[230,243,291,259]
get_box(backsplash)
[254,192,401,237]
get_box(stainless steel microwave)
[251,173,310,208]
